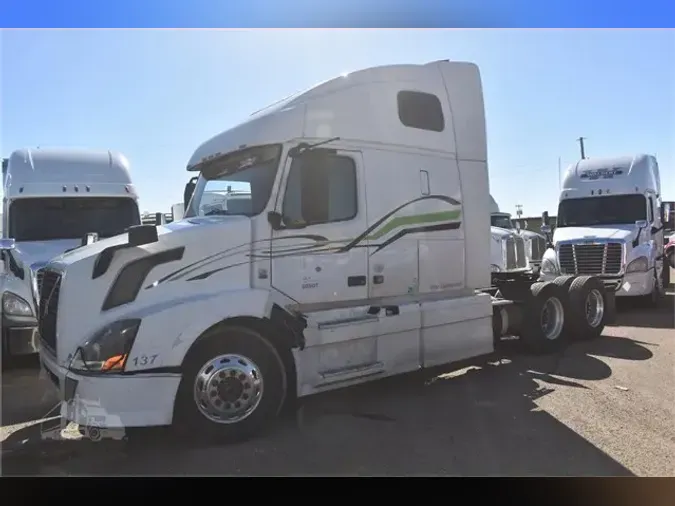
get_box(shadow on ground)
[609,293,674,330]
[2,333,652,477]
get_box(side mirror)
[127,224,159,246]
[267,211,283,230]
[540,225,551,234]
[267,211,306,230]
[184,177,198,211]
[515,221,521,232]
[662,202,671,225]
[541,211,550,226]
[635,220,648,229]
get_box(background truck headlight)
[540,258,558,275]
[69,319,141,373]
[2,292,33,317]
[626,256,648,273]
[490,264,501,272]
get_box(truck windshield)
[8,197,140,241]
[185,144,282,218]
[491,215,514,229]
[557,195,647,227]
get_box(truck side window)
[397,90,445,132]
[283,154,357,226]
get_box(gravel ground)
[2,288,673,477]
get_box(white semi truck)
[0,148,141,361]
[539,154,667,307]
[489,195,546,273]
[38,61,617,442]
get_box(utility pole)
[515,204,523,219]
[576,137,587,160]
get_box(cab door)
[269,146,369,310]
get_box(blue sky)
[2,29,674,217]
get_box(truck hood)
[518,230,545,240]
[490,226,517,240]
[15,239,82,270]
[48,215,255,364]
[553,224,638,244]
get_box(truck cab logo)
[580,167,623,180]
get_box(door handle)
[347,275,366,287]
[373,275,384,285]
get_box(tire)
[173,325,288,443]
[519,281,568,354]
[86,426,102,442]
[567,276,608,340]
[552,275,575,291]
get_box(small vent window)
[397,91,445,132]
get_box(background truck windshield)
[9,197,140,241]
[186,144,281,218]
[557,194,647,227]
[491,215,514,229]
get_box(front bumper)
[39,349,182,429]
[539,271,625,293]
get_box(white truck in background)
[39,61,616,443]
[0,148,141,362]
[539,154,667,307]
[489,195,546,274]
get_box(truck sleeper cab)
[38,61,613,442]
[540,154,666,307]
[1,148,141,361]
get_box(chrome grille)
[530,236,546,261]
[38,269,62,353]
[36,268,45,295]
[515,236,527,268]
[505,238,517,270]
[504,236,528,270]
[558,243,623,275]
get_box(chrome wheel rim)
[540,296,564,340]
[193,354,264,424]
[585,289,605,328]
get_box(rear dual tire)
[520,281,568,354]
[565,275,609,340]
[519,276,609,353]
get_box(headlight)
[540,258,559,275]
[491,264,501,272]
[2,292,33,316]
[69,319,141,373]
[626,256,648,273]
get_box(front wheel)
[173,325,288,443]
